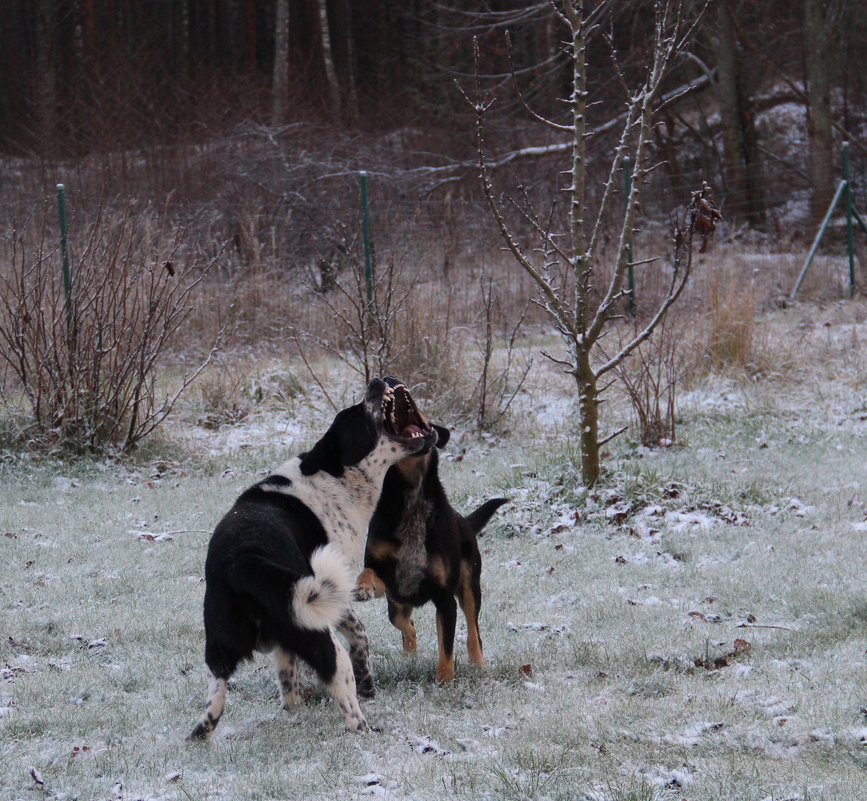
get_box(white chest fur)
[266,434,402,567]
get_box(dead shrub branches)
[0,200,228,453]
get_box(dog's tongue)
[402,424,423,438]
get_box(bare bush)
[610,312,691,447]
[293,224,463,410]
[473,275,533,432]
[0,201,228,453]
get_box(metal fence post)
[359,171,375,314]
[843,141,856,297]
[56,183,74,334]
[623,156,635,316]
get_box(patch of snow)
[665,510,716,530]
[666,720,724,746]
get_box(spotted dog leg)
[274,648,305,708]
[187,673,228,741]
[326,632,369,732]
[387,598,418,653]
[337,608,375,699]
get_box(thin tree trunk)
[244,0,257,71]
[715,0,765,227]
[575,352,600,487]
[34,0,57,150]
[340,0,359,121]
[804,0,835,229]
[272,0,290,124]
[317,0,342,121]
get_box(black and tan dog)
[355,377,507,682]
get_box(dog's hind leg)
[274,648,305,708]
[387,598,418,653]
[337,608,375,699]
[434,594,457,682]
[325,633,369,732]
[458,562,486,668]
[187,672,228,741]
[293,629,369,732]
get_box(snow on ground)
[1,300,867,800]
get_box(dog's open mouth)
[381,379,433,442]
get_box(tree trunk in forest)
[715,0,765,227]
[339,0,359,121]
[34,0,57,149]
[272,0,290,124]
[317,0,342,121]
[244,0,258,71]
[804,0,836,230]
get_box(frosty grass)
[1,303,866,801]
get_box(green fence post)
[790,179,846,300]
[843,141,856,297]
[56,183,74,333]
[359,171,375,314]
[623,156,635,316]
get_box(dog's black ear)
[299,438,344,478]
[433,425,450,448]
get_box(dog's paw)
[353,568,381,601]
[352,584,376,602]
[347,715,370,733]
[356,675,376,699]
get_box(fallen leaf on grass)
[29,767,44,789]
[694,639,751,670]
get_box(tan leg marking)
[435,612,455,682]
[459,563,485,667]
[367,541,398,561]
[390,602,418,653]
[428,555,448,588]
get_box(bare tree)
[467,0,713,486]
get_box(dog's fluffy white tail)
[292,544,352,630]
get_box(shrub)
[0,200,227,453]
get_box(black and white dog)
[188,378,437,740]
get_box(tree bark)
[575,351,600,487]
[244,0,258,71]
[272,0,290,124]
[715,0,765,227]
[317,0,342,121]
[34,0,57,149]
[804,0,836,229]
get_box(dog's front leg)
[353,568,386,601]
[337,608,375,699]
[387,598,418,653]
